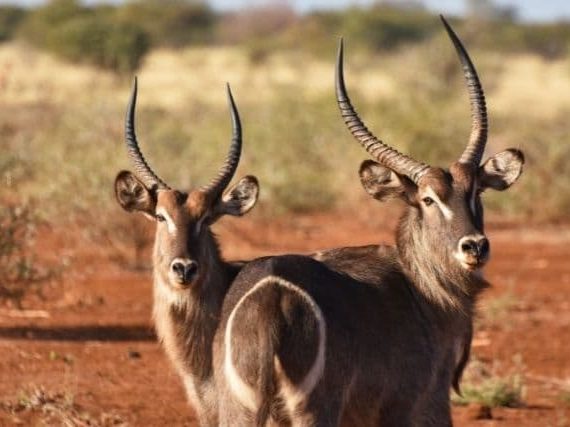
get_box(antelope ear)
[359,160,416,204]
[114,171,156,217]
[210,175,259,220]
[479,149,524,191]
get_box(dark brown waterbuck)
[213,17,524,426]
[114,79,259,426]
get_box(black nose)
[171,261,198,284]
[461,237,490,259]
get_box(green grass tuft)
[452,374,525,408]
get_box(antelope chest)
[152,281,201,403]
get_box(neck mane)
[395,209,488,319]
[153,230,233,381]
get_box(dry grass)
[452,375,524,408]
[1,38,569,223]
[492,55,570,120]
[2,386,126,426]
[0,203,58,306]
[452,356,526,408]
[477,292,520,329]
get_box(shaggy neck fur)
[396,209,488,320]
[153,229,232,383]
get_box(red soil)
[0,213,568,426]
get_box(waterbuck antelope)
[114,80,259,426]
[213,17,524,426]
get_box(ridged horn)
[335,38,430,184]
[201,83,242,199]
[441,15,488,166]
[125,77,170,190]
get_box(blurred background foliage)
[2,0,570,71]
[0,0,569,230]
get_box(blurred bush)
[17,0,84,47]
[0,6,26,42]
[217,5,297,64]
[18,0,149,73]
[466,20,570,60]
[0,204,54,306]
[335,6,439,51]
[50,15,149,73]
[96,213,153,270]
[1,2,570,222]
[117,0,216,48]
[4,2,570,70]
[15,0,216,72]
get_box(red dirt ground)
[0,212,569,426]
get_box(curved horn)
[201,83,242,199]
[125,77,170,190]
[441,15,488,166]
[335,39,430,184]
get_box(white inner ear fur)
[425,186,454,221]
[155,207,177,234]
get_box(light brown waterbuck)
[114,79,259,426]
[213,17,524,426]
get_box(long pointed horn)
[125,77,170,190]
[335,39,430,184]
[201,84,242,199]
[441,15,488,166]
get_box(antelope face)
[154,190,206,288]
[359,150,524,271]
[417,165,488,271]
[338,16,525,273]
[115,173,259,289]
[114,78,258,289]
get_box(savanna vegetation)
[0,4,569,425]
[0,0,569,301]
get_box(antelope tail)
[255,299,279,426]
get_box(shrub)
[469,20,570,60]
[0,6,26,42]
[98,213,153,270]
[452,356,526,408]
[452,375,525,408]
[0,204,53,306]
[339,6,439,51]
[17,0,86,48]
[117,0,216,48]
[6,386,126,425]
[50,15,149,72]
[217,5,297,45]
[18,0,149,73]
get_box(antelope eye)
[155,213,166,222]
[422,197,434,206]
